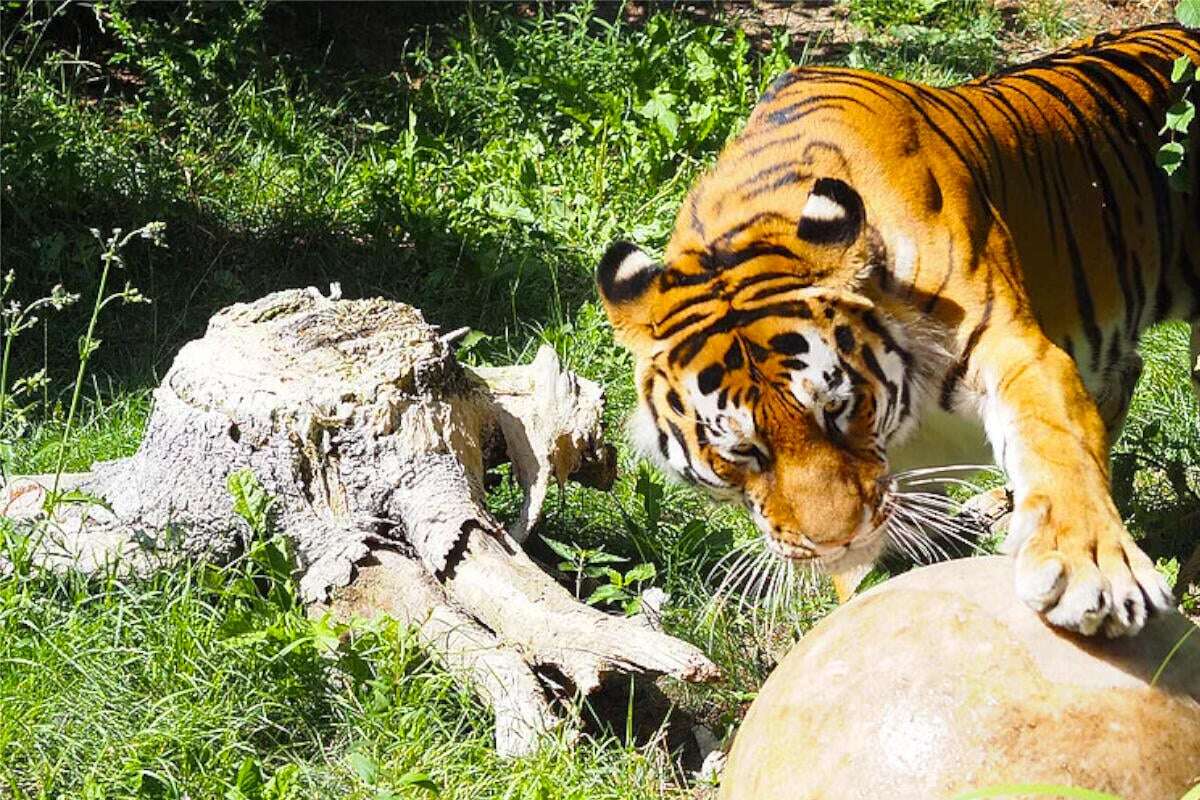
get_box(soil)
[619,0,1176,68]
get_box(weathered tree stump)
[1,287,718,756]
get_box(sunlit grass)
[1,2,1194,798]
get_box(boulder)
[720,556,1200,800]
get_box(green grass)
[0,538,685,799]
[846,0,1005,84]
[1014,0,1082,47]
[1,2,1195,798]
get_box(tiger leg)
[972,350,1143,540]
[975,327,1172,636]
[951,224,1173,636]
[1095,349,1143,446]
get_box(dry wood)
[1,287,718,756]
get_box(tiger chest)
[888,405,993,472]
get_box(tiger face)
[599,179,935,574]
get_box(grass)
[0,540,684,799]
[0,2,1195,798]
[846,0,1006,83]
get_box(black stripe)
[669,301,813,367]
[741,168,811,202]
[758,69,805,104]
[701,244,806,273]
[860,311,912,365]
[760,94,874,127]
[860,343,899,428]
[734,161,799,193]
[713,211,795,246]
[1009,71,1136,336]
[940,282,993,411]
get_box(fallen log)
[1,286,718,756]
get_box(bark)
[1,287,717,756]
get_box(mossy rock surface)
[721,556,1200,800]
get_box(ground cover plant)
[1,2,1196,798]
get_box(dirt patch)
[998,0,1176,62]
[623,0,1176,69]
[1059,0,1176,31]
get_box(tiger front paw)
[1005,493,1175,637]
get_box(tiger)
[597,23,1200,637]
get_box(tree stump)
[1,287,718,756]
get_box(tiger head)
[598,177,936,575]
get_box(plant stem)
[0,332,12,486]
[50,250,114,498]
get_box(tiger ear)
[597,240,662,346]
[797,177,865,246]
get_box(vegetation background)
[1,2,1196,798]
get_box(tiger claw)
[1010,494,1173,637]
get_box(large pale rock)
[720,556,1200,800]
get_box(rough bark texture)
[1,287,717,756]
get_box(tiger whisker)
[898,476,993,492]
[890,501,987,562]
[722,547,768,619]
[740,550,774,621]
[706,537,760,584]
[713,545,761,604]
[880,502,932,563]
[891,464,1001,481]
[703,542,763,637]
[761,558,783,642]
[887,505,953,562]
[893,494,991,548]
[894,500,985,537]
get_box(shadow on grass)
[2,2,592,390]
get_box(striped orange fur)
[598,24,1200,636]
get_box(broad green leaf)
[348,752,379,786]
[586,551,628,565]
[355,121,391,134]
[262,765,299,800]
[454,329,490,357]
[227,758,263,800]
[1178,0,1200,28]
[46,488,113,513]
[603,567,623,585]
[227,468,275,534]
[1171,55,1196,83]
[540,535,579,562]
[1157,141,1186,172]
[1163,100,1196,134]
[309,613,343,655]
[637,91,679,142]
[624,562,657,583]
[635,467,663,529]
[487,196,537,225]
[586,583,626,605]
[655,106,679,142]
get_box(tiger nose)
[786,489,868,547]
